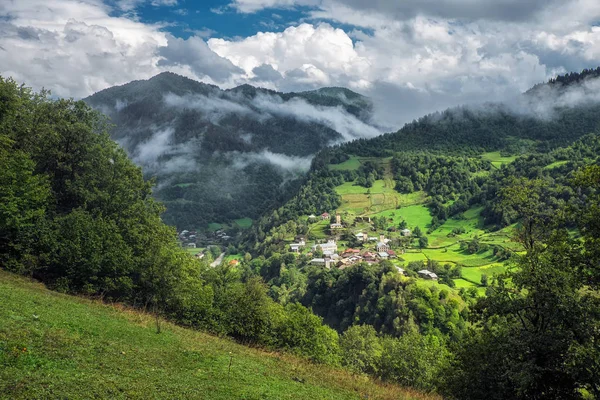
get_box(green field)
[423,244,498,267]
[398,251,428,263]
[0,271,433,400]
[207,222,223,231]
[308,219,330,240]
[371,204,432,230]
[328,156,361,171]
[186,247,204,255]
[234,218,253,229]
[336,180,407,214]
[426,207,486,247]
[461,263,509,285]
[481,151,517,169]
[543,160,568,170]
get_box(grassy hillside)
[0,270,436,400]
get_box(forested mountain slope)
[84,72,377,229]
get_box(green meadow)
[0,271,435,400]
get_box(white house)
[312,239,338,254]
[401,229,412,237]
[289,239,306,253]
[418,270,438,280]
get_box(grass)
[461,263,509,285]
[207,223,223,232]
[481,151,517,169]
[336,179,421,215]
[543,160,568,170]
[0,270,437,400]
[423,244,498,267]
[328,156,361,171]
[398,252,428,264]
[186,248,203,255]
[234,218,253,229]
[426,207,485,247]
[371,205,432,230]
[308,219,330,240]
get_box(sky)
[1,0,600,129]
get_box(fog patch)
[253,94,383,141]
[115,99,128,111]
[517,76,600,119]
[132,126,199,174]
[163,92,258,123]
[230,150,313,173]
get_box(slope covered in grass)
[0,270,436,400]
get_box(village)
[289,212,439,280]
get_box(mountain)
[84,72,378,230]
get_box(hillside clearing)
[0,270,436,400]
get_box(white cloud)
[163,92,260,123]
[231,150,313,172]
[158,35,244,83]
[0,0,242,98]
[2,0,600,131]
[208,23,371,88]
[252,93,382,140]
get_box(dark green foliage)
[442,173,600,399]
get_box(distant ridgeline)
[84,72,375,230]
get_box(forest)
[2,69,600,399]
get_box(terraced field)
[481,151,517,169]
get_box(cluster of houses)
[298,235,404,270]
[179,229,198,248]
[214,230,232,241]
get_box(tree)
[480,274,488,287]
[443,176,600,399]
[0,136,49,273]
[413,226,422,237]
[419,236,429,248]
[339,325,382,374]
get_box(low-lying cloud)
[230,150,313,173]
[252,94,383,141]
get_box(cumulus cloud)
[208,23,371,89]
[3,0,600,132]
[158,35,244,83]
[0,0,244,98]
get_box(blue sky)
[1,0,600,128]
[120,0,303,39]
